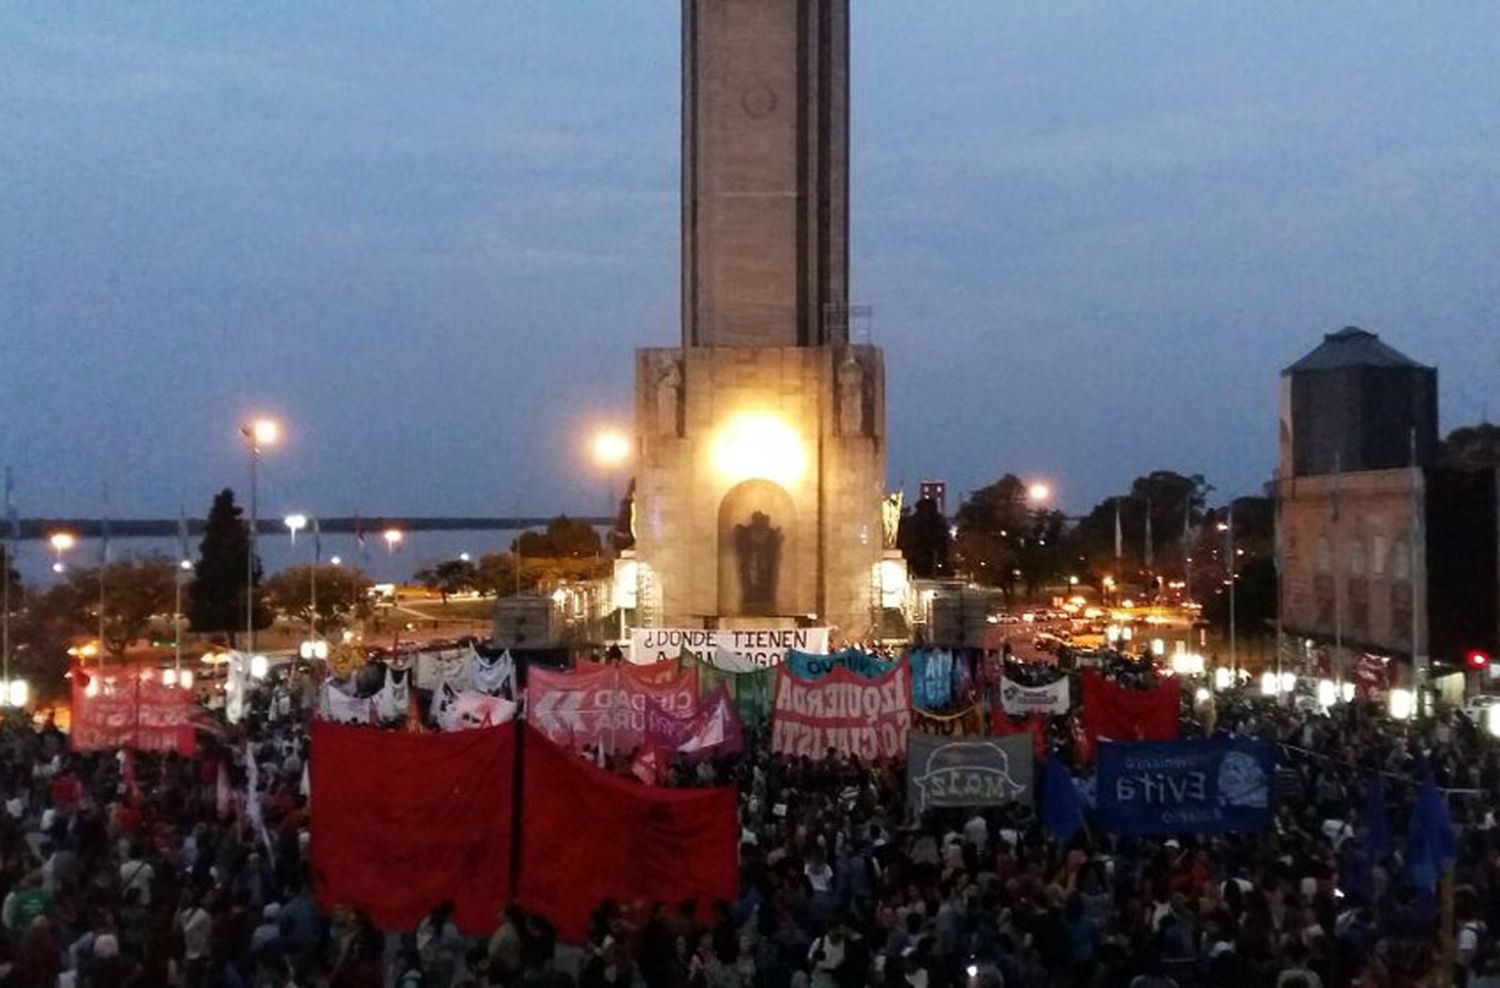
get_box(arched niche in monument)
[717,479,796,617]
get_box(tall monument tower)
[634,0,886,635]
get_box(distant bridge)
[6,516,614,540]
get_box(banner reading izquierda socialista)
[1097,738,1276,836]
[631,628,829,672]
[770,662,911,760]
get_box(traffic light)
[1465,649,1491,670]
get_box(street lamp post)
[240,418,279,653]
[286,514,318,648]
[589,427,632,640]
[1219,509,1237,677]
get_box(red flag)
[311,722,516,933]
[990,709,1047,761]
[519,725,737,943]
[1080,671,1178,744]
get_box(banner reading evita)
[631,628,830,671]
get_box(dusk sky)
[4,3,1497,523]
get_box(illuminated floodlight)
[710,411,806,486]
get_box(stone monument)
[633,0,887,634]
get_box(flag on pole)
[1406,763,1456,897]
[3,466,16,547]
[354,513,367,557]
[1041,755,1084,844]
[1113,500,1123,562]
[245,742,276,865]
[178,506,191,572]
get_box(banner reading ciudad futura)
[631,628,830,671]
[1097,738,1276,836]
[907,733,1034,814]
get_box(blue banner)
[909,649,954,709]
[786,649,893,681]
[1097,739,1275,836]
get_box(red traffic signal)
[1466,649,1491,670]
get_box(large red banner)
[311,722,738,943]
[770,662,911,760]
[311,722,515,933]
[1080,671,1179,744]
[529,664,699,752]
[70,667,196,756]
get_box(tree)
[412,558,478,602]
[514,515,603,560]
[263,564,373,634]
[62,557,177,660]
[896,496,952,578]
[0,545,20,621]
[188,489,271,644]
[13,583,82,701]
[953,475,1064,601]
[1063,471,1211,589]
[1188,496,1274,604]
[1440,423,1500,471]
[1201,556,1277,635]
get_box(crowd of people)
[2,650,1500,988]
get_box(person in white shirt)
[118,849,155,907]
[808,924,847,988]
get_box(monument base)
[633,344,886,638]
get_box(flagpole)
[1273,474,1284,684]
[2,467,14,694]
[1182,501,1193,609]
[98,481,109,668]
[1410,428,1426,692]
[310,517,320,646]
[1227,500,1237,677]
[175,506,187,679]
[1332,453,1343,691]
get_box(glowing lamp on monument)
[710,412,806,486]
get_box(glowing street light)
[1026,482,1052,504]
[48,531,75,573]
[330,555,342,566]
[383,528,404,553]
[590,428,631,469]
[284,513,308,544]
[245,418,279,449]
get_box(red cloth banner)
[529,664,698,753]
[310,722,515,934]
[770,662,911,760]
[989,710,1047,761]
[644,686,744,759]
[1080,671,1179,744]
[70,667,196,755]
[518,725,738,943]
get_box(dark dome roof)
[1283,327,1429,374]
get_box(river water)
[10,528,554,587]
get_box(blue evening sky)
[3,3,1497,521]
